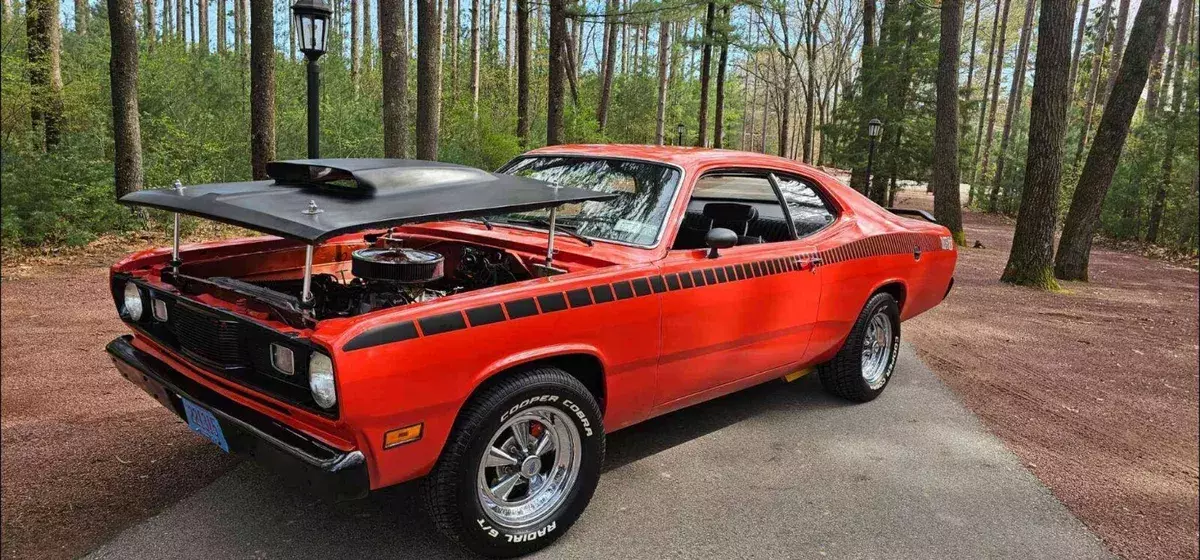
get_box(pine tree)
[934,0,966,245]
[249,0,275,178]
[109,0,143,198]
[1001,0,1074,289]
[1055,0,1172,280]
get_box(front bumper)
[106,335,369,500]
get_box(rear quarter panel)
[802,181,957,364]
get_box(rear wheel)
[818,292,901,402]
[424,367,604,558]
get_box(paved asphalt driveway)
[86,346,1112,559]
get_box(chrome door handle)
[808,256,823,271]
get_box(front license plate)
[181,398,230,452]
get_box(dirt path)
[0,263,239,560]
[896,191,1199,560]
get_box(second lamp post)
[865,118,883,197]
[292,0,332,159]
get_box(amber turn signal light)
[383,423,423,449]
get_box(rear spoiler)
[887,208,937,223]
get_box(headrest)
[703,202,759,223]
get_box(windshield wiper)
[494,217,594,246]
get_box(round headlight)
[308,352,337,409]
[123,282,144,321]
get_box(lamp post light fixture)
[676,123,685,146]
[292,0,332,159]
[865,118,883,197]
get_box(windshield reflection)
[492,157,681,246]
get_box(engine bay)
[241,235,533,319]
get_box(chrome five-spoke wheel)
[861,310,894,390]
[476,406,582,530]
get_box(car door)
[653,171,825,407]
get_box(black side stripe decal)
[342,321,419,351]
[343,235,941,350]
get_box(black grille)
[170,302,247,367]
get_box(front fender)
[470,343,610,390]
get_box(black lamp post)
[292,0,332,159]
[865,118,883,196]
[676,123,685,146]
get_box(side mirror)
[705,228,738,259]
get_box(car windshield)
[490,156,681,246]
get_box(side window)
[671,174,793,250]
[775,176,836,238]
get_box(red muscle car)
[106,145,956,557]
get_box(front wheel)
[818,292,901,402]
[424,367,604,558]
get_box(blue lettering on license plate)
[181,398,230,452]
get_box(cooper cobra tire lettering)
[500,394,560,422]
[561,399,594,437]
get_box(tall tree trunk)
[470,0,481,118]
[351,0,361,86]
[144,0,156,47]
[516,0,530,144]
[249,0,274,179]
[761,89,770,153]
[241,0,249,56]
[1104,0,1129,98]
[199,0,209,53]
[802,0,827,163]
[26,0,63,151]
[696,1,715,147]
[445,0,457,94]
[1056,0,1170,279]
[654,20,669,144]
[469,0,480,118]
[109,0,143,198]
[778,81,790,157]
[1152,2,1185,120]
[975,0,1014,193]
[968,0,1007,203]
[217,0,226,52]
[177,0,185,42]
[1069,0,1091,91]
[988,0,1036,212]
[382,0,408,157]
[416,0,442,159]
[74,0,85,34]
[1147,0,1192,243]
[163,0,172,43]
[712,6,729,149]
[1074,0,1114,167]
[1143,3,1170,117]
[934,0,966,244]
[363,0,372,70]
[564,20,580,105]
[545,0,566,145]
[965,0,982,93]
[232,0,241,53]
[1001,0,1073,289]
[490,0,499,60]
[864,0,875,49]
[596,0,617,131]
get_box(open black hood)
[119,159,617,243]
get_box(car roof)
[522,144,831,176]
